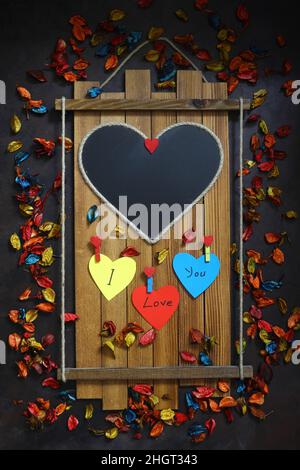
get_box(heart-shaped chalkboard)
[79,122,223,244]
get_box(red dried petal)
[64,313,79,322]
[192,386,215,399]
[120,246,140,257]
[180,351,197,363]
[139,328,156,346]
[67,415,79,431]
[42,377,60,389]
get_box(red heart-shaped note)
[132,285,180,330]
[144,138,159,154]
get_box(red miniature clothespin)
[182,228,197,244]
[90,236,102,262]
[144,266,156,293]
[203,235,213,263]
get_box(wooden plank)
[176,70,205,386]
[125,70,153,379]
[58,365,253,381]
[56,98,251,111]
[202,82,231,378]
[99,92,128,410]
[151,92,178,409]
[74,81,102,399]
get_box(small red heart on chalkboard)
[144,138,159,154]
[132,285,180,330]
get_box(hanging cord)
[239,97,244,381]
[61,96,66,383]
[100,36,208,89]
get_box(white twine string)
[59,39,245,383]
[61,96,66,383]
[100,37,208,89]
[239,97,244,380]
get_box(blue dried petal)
[87,86,103,99]
[266,341,277,355]
[127,31,142,45]
[236,380,246,394]
[188,423,208,436]
[199,352,213,366]
[124,408,137,423]
[96,43,110,57]
[58,390,76,402]
[208,13,221,30]
[19,307,26,321]
[31,105,48,114]
[185,392,199,411]
[14,151,30,165]
[261,280,282,292]
[87,204,99,223]
[25,253,40,265]
[158,59,176,82]
[15,175,31,189]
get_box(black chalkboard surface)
[79,122,223,243]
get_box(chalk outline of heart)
[79,121,224,245]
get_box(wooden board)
[99,91,128,410]
[125,70,154,385]
[74,81,102,399]
[73,71,232,410]
[202,82,231,381]
[56,98,251,111]
[151,91,178,409]
[176,71,205,386]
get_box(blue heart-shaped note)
[173,253,220,298]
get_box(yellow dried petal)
[25,309,39,322]
[19,203,34,216]
[7,140,23,153]
[175,9,188,22]
[150,394,160,406]
[48,223,61,239]
[105,427,119,439]
[254,88,268,99]
[27,338,44,350]
[148,26,164,40]
[103,340,115,357]
[42,287,56,303]
[145,49,160,62]
[109,9,125,21]
[10,114,22,134]
[39,221,55,232]
[125,331,136,348]
[160,408,175,421]
[90,32,105,47]
[285,210,298,219]
[116,44,127,56]
[217,28,229,41]
[259,119,269,135]
[10,233,21,250]
[85,403,94,420]
[40,247,54,266]
[156,248,169,264]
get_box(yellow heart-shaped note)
[89,254,136,301]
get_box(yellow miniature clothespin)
[203,235,213,263]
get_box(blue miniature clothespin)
[144,267,156,293]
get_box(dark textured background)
[0,0,299,450]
